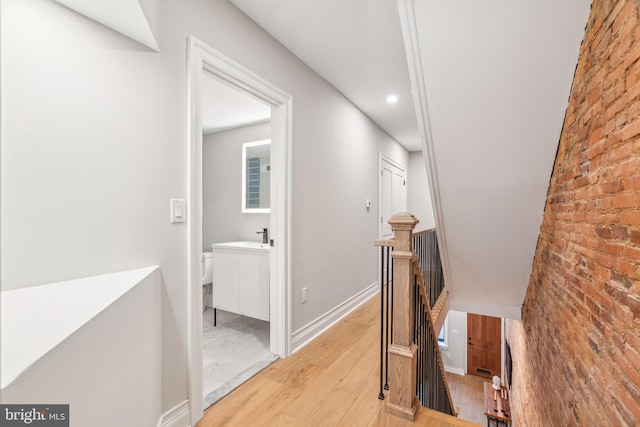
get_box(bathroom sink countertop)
[212,241,271,252]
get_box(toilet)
[202,251,213,312]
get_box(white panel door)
[380,157,407,239]
[381,166,393,238]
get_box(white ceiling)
[201,72,271,134]
[230,0,420,151]
[406,0,591,318]
[51,0,592,316]
[230,0,592,317]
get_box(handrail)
[412,258,456,415]
[374,226,435,247]
[412,228,435,237]
[374,238,395,247]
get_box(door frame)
[378,153,407,238]
[186,36,293,425]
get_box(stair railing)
[374,212,455,420]
[412,229,444,309]
[412,256,455,415]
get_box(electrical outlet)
[301,287,308,304]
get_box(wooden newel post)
[386,212,419,420]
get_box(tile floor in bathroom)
[202,307,278,409]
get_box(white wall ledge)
[1,266,160,389]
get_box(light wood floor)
[196,295,482,427]
[447,372,487,425]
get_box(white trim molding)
[157,400,190,427]
[291,282,379,353]
[379,152,406,173]
[396,0,453,292]
[186,36,293,426]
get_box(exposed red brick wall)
[506,0,640,425]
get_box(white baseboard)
[291,282,379,353]
[157,400,191,427]
[444,366,465,376]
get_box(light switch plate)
[171,199,186,223]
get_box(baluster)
[378,246,385,400]
[384,246,390,391]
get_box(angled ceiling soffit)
[52,0,159,51]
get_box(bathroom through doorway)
[186,37,292,425]
[200,71,275,408]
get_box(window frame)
[437,317,448,350]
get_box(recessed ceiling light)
[386,95,398,104]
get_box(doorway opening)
[200,71,275,408]
[187,37,292,425]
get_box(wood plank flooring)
[197,295,482,427]
[447,372,487,425]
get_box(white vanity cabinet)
[211,242,269,321]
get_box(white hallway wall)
[1,0,408,413]
[407,151,434,229]
[440,310,467,375]
[203,122,271,249]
